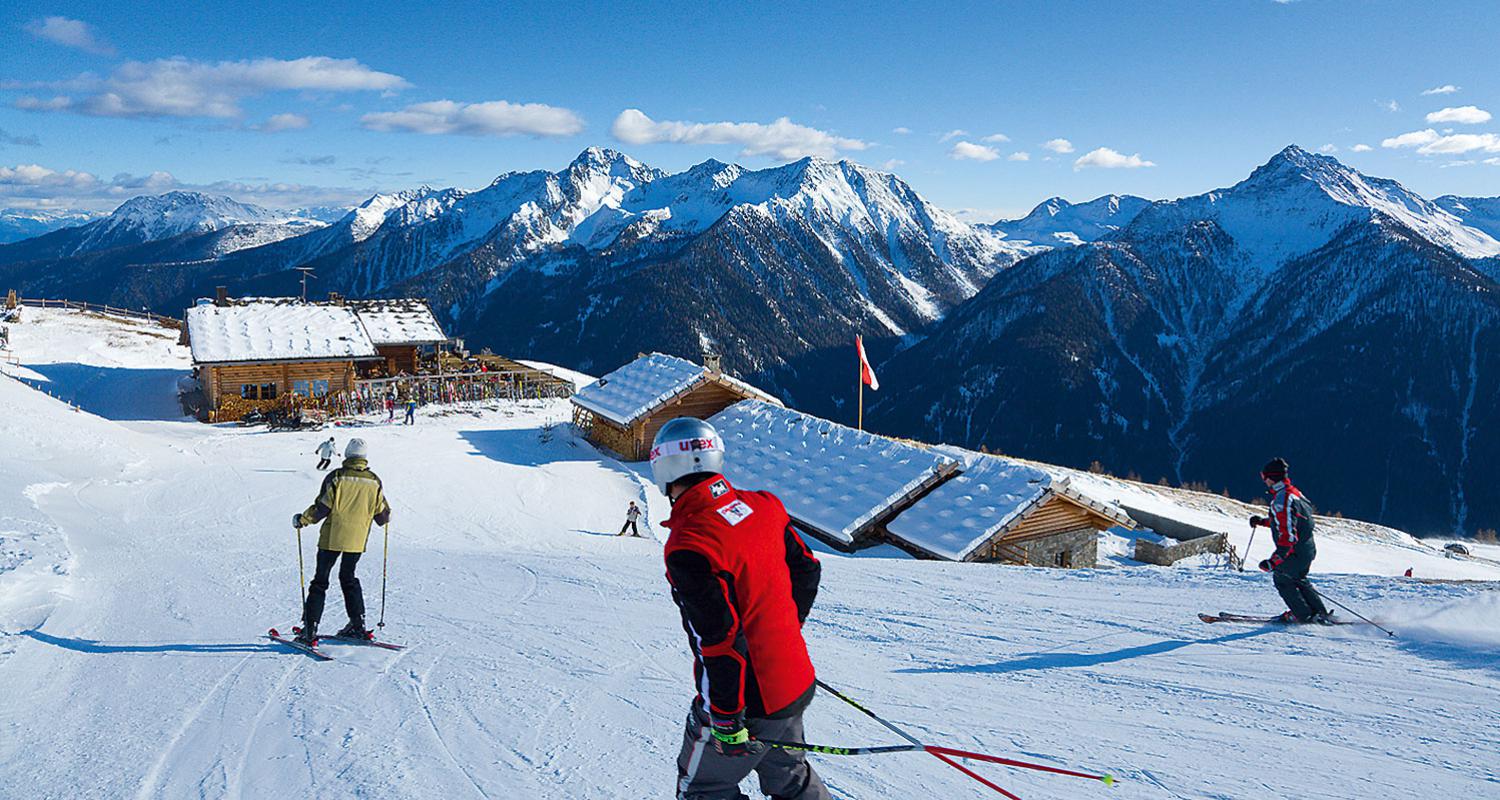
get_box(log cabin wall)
[374,345,420,376]
[203,360,356,421]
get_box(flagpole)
[857,337,864,431]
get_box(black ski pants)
[1272,543,1329,621]
[316,457,331,470]
[618,519,639,536]
[303,549,364,628]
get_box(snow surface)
[349,300,448,346]
[710,401,956,546]
[185,301,378,364]
[570,352,777,427]
[886,451,1053,561]
[2,310,1499,800]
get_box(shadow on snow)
[894,629,1272,675]
[23,629,272,656]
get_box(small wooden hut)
[571,353,781,461]
[347,298,448,377]
[184,298,380,421]
[885,454,1134,567]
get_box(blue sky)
[1,0,1497,218]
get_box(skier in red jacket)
[1250,457,1333,624]
[651,417,829,800]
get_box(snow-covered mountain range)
[0,208,104,245]
[0,191,325,266]
[990,194,1151,246]
[872,146,1500,536]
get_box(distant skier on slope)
[314,437,336,470]
[651,417,831,800]
[292,438,392,644]
[404,398,416,426]
[617,500,642,537]
[1250,457,1333,624]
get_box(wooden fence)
[11,295,182,329]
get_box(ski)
[1198,612,1361,626]
[267,627,334,660]
[294,626,405,650]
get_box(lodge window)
[240,383,278,400]
[1054,550,1072,568]
[292,379,331,397]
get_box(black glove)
[1249,515,1267,527]
[292,513,304,529]
[1258,559,1272,572]
[709,711,751,757]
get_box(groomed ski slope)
[2,311,1499,799]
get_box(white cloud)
[981,133,1010,143]
[1425,105,1492,125]
[1317,144,1338,154]
[1008,151,1031,162]
[1381,129,1440,148]
[363,100,583,138]
[1485,157,1500,166]
[949,141,999,161]
[1416,133,1500,155]
[0,161,371,211]
[1043,138,1074,154]
[1440,160,1477,168]
[24,16,115,56]
[1381,99,1401,113]
[1422,85,1460,95]
[891,126,911,135]
[938,129,968,142]
[1074,147,1156,170]
[13,56,407,120]
[880,158,905,171]
[257,113,309,132]
[1383,128,1500,155]
[1351,143,1373,152]
[610,109,867,159]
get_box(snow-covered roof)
[886,453,1054,561]
[186,301,378,364]
[709,400,958,547]
[349,299,447,346]
[571,352,778,427]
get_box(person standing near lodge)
[617,501,643,537]
[314,437,336,470]
[650,417,830,800]
[385,391,396,422]
[404,397,417,426]
[292,438,392,644]
[1250,457,1333,624]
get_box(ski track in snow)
[3,312,1500,799]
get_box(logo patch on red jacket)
[710,479,729,498]
[716,500,753,526]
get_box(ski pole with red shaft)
[812,679,1116,796]
[760,738,1114,783]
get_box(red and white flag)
[856,335,879,391]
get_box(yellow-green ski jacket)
[298,457,392,553]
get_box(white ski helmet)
[345,438,369,459]
[650,417,725,495]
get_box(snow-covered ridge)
[991,194,1151,246]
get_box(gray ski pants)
[675,702,831,800]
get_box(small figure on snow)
[1250,457,1333,625]
[404,398,417,426]
[651,417,831,800]
[314,436,336,470]
[617,500,643,537]
[385,391,396,422]
[291,438,392,644]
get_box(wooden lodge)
[184,296,382,421]
[345,297,449,377]
[885,455,1135,567]
[570,353,782,461]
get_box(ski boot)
[336,619,371,640]
[1273,611,1304,624]
[294,622,318,645]
[1313,611,1337,626]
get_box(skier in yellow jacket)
[292,438,391,644]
